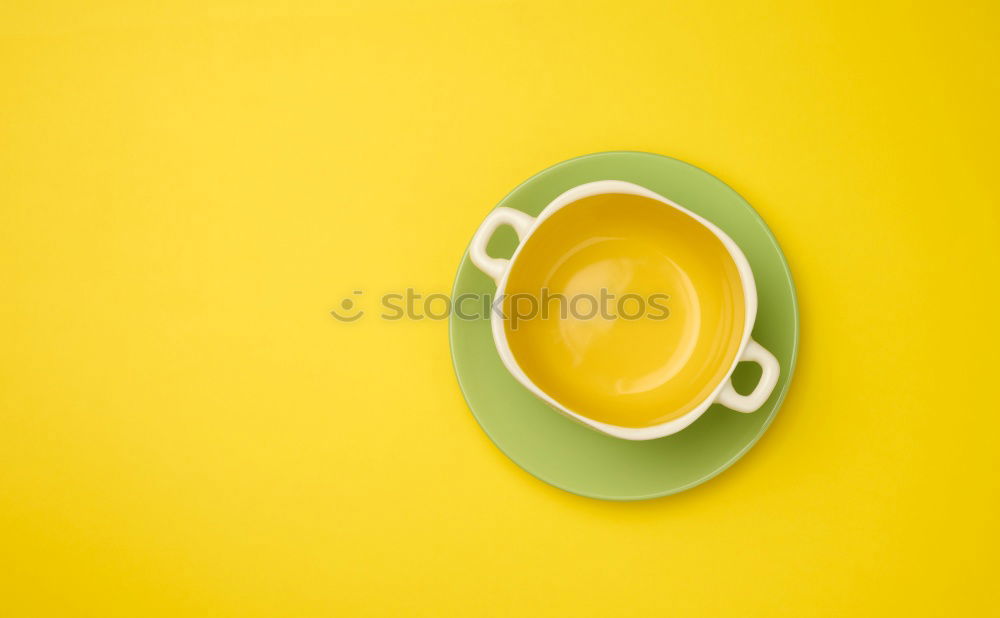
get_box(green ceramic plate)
[449,152,798,500]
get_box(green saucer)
[449,152,799,500]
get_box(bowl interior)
[501,192,746,429]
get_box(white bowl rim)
[483,180,762,440]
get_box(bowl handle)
[468,207,536,285]
[715,339,781,413]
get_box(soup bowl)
[468,180,780,440]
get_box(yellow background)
[2,1,998,615]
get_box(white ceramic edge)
[474,180,776,440]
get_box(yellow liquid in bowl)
[503,193,746,428]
